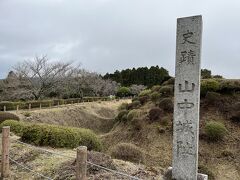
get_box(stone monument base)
[163,167,208,180]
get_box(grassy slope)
[17,100,131,134]
[101,95,240,180]
[4,94,240,179]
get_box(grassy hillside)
[1,79,240,179]
[17,100,131,134]
[102,79,240,180]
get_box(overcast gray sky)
[0,0,239,78]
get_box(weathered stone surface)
[172,15,203,180]
[163,167,208,180]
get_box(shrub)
[132,97,139,102]
[162,77,175,86]
[0,120,27,136]
[116,110,129,122]
[159,85,173,97]
[151,85,161,92]
[205,121,227,141]
[1,120,102,151]
[110,143,145,163]
[118,103,128,111]
[23,112,31,117]
[127,110,140,121]
[160,116,170,126]
[158,98,173,112]
[149,107,163,121]
[139,96,149,105]
[150,92,161,104]
[127,101,140,109]
[139,89,151,97]
[0,101,24,111]
[0,112,20,124]
[116,87,131,97]
[230,111,240,123]
[53,99,65,106]
[131,118,143,131]
[27,100,53,109]
[201,79,220,96]
[212,75,223,79]
[205,92,221,105]
[201,69,212,79]
[219,80,240,94]
[121,114,128,122]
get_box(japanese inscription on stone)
[172,15,202,180]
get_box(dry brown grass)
[17,100,131,134]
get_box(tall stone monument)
[172,15,205,180]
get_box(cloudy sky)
[0,0,239,78]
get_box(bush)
[1,120,102,151]
[160,116,170,126]
[27,100,53,109]
[151,85,161,92]
[138,96,149,105]
[118,103,128,111]
[159,85,173,97]
[162,77,175,86]
[53,99,65,106]
[158,98,173,112]
[131,118,143,131]
[205,92,221,105]
[201,79,220,96]
[139,89,151,97]
[132,97,139,102]
[205,121,227,141]
[0,120,27,136]
[116,110,129,122]
[150,92,161,104]
[0,112,20,124]
[127,100,140,109]
[23,112,31,117]
[127,110,140,121]
[110,143,145,163]
[149,107,163,121]
[230,111,240,123]
[116,87,131,97]
[219,80,240,94]
[0,101,24,111]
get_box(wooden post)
[3,106,6,112]
[1,126,10,178]
[76,146,87,180]
[16,105,19,113]
[57,101,60,107]
[39,103,42,110]
[28,103,31,110]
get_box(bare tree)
[13,55,75,100]
[129,84,146,95]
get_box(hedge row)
[0,97,111,111]
[0,112,20,123]
[201,79,240,96]
[0,120,102,151]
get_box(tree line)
[104,66,171,87]
[0,55,223,101]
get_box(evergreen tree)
[104,66,170,87]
